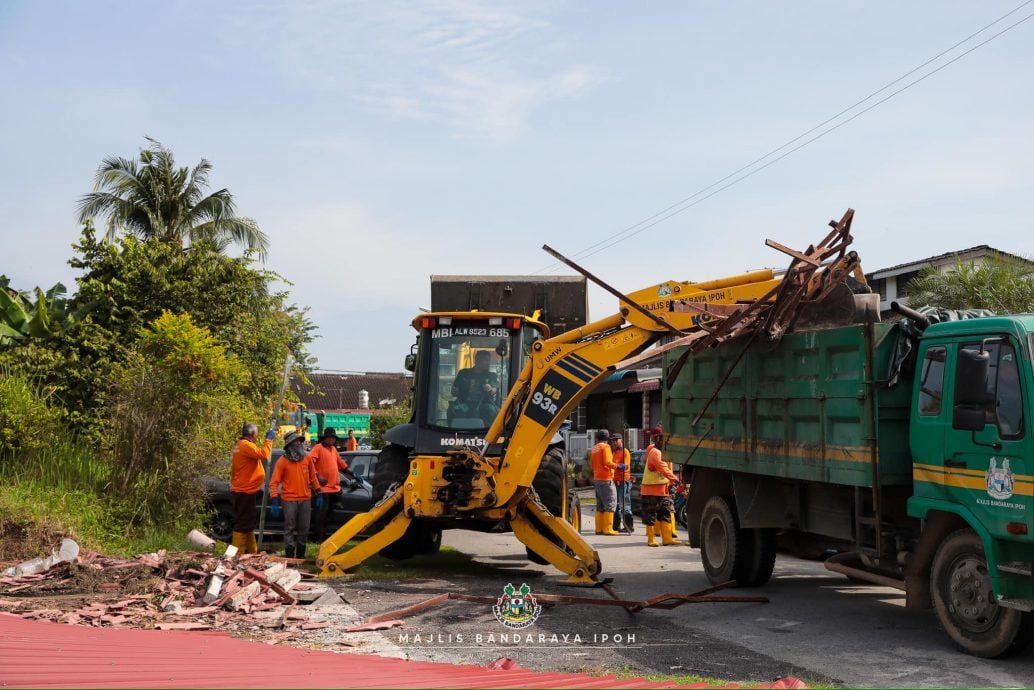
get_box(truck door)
[943,339,1031,534]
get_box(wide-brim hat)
[321,427,338,439]
[284,430,305,446]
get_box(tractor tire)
[527,448,567,565]
[699,495,752,586]
[370,444,435,561]
[931,528,1034,657]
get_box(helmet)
[321,427,338,439]
[284,431,305,446]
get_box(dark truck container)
[665,316,1034,657]
[430,275,588,337]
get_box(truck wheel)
[931,529,1034,657]
[527,448,567,565]
[741,528,778,587]
[700,496,751,586]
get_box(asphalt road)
[333,507,1034,688]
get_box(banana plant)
[0,276,68,347]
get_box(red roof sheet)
[0,613,806,689]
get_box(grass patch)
[579,495,597,506]
[312,543,509,580]
[0,478,196,560]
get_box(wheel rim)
[944,553,999,633]
[704,515,728,568]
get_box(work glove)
[315,493,325,509]
[317,475,328,486]
[616,464,627,471]
[264,430,276,441]
[270,497,282,518]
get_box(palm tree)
[77,138,269,259]
[906,254,1034,314]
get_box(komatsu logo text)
[440,437,486,447]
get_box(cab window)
[424,321,513,431]
[960,342,1024,439]
[918,346,946,416]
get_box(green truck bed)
[663,322,914,487]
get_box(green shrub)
[105,312,256,528]
[0,369,62,455]
[369,399,412,449]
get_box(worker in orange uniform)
[640,430,681,546]
[269,431,322,559]
[344,429,358,452]
[230,422,274,554]
[308,427,349,540]
[591,428,621,536]
[610,433,634,534]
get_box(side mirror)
[404,353,417,372]
[952,348,989,431]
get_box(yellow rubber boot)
[244,532,258,554]
[646,525,659,547]
[659,519,682,545]
[670,513,680,540]
[601,512,620,536]
[231,531,248,552]
[594,511,604,535]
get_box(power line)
[535,1,1034,274]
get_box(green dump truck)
[665,305,1034,657]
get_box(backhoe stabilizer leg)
[511,495,603,586]
[316,489,411,577]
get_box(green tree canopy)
[1,224,314,438]
[76,138,269,259]
[906,254,1034,314]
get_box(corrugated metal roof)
[0,614,806,689]
[866,245,1031,278]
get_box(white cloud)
[223,1,606,140]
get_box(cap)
[609,433,623,441]
[597,428,610,440]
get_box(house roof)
[867,245,1032,278]
[292,371,412,410]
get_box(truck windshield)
[424,321,515,431]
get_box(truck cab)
[907,316,1034,652]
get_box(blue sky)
[1,1,1032,372]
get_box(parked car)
[204,449,380,543]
